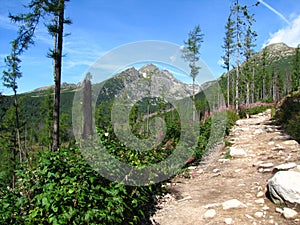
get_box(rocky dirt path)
[151,109,300,225]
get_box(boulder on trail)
[267,171,300,207]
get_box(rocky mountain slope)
[100,63,201,100]
[258,42,296,62]
[29,63,200,98]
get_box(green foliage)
[292,44,300,91]
[239,105,273,118]
[96,110,181,168]
[275,91,300,142]
[224,150,232,159]
[39,88,53,148]
[224,140,232,147]
[0,148,157,224]
[0,89,75,149]
[193,118,211,160]
[182,24,204,103]
[182,25,204,77]
[2,41,22,93]
[225,110,239,135]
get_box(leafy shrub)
[275,91,300,142]
[225,110,239,135]
[0,148,158,224]
[239,104,274,119]
[286,113,300,142]
[193,111,231,162]
[193,118,211,160]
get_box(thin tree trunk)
[192,76,196,121]
[251,67,255,104]
[246,82,250,107]
[262,77,266,99]
[146,104,150,136]
[227,72,230,108]
[82,75,93,139]
[52,3,64,152]
[14,90,23,162]
[235,0,240,113]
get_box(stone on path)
[229,146,247,157]
[256,191,264,198]
[253,128,265,135]
[282,140,299,147]
[258,162,274,168]
[222,199,247,210]
[224,218,233,224]
[203,209,216,219]
[267,171,300,205]
[254,211,264,218]
[255,198,265,204]
[283,207,298,219]
[273,162,297,173]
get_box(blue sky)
[1,0,300,94]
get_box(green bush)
[275,91,300,142]
[286,113,300,142]
[0,148,157,224]
[239,105,273,118]
[225,110,239,135]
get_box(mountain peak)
[264,42,291,52]
[139,64,159,75]
[256,42,295,62]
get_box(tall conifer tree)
[182,25,204,120]
[6,0,71,152]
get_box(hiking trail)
[151,109,300,225]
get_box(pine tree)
[292,44,300,91]
[8,0,71,152]
[182,25,204,120]
[0,104,19,188]
[40,88,54,149]
[243,25,257,106]
[2,41,25,164]
[48,0,71,151]
[222,14,235,108]
[229,0,257,111]
[260,48,271,100]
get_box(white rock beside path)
[224,218,233,224]
[229,147,247,157]
[267,171,300,205]
[203,209,217,219]
[283,207,298,219]
[222,199,247,210]
[273,162,297,173]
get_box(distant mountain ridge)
[30,42,297,98]
[30,64,201,98]
[32,82,79,92]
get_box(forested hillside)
[218,43,300,107]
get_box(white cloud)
[264,15,300,47]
